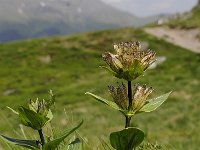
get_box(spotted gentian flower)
[102,42,156,81]
[108,83,153,115]
[131,84,153,113]
[108,83,128,110]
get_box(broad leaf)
[0,134,39,149]
[85,92,122,111]
[110,127,144,150]
[43,120,83,150]
[18,106,50,130]
[100,66,118,78]
[139,92,171,113]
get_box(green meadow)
[0,28,199,149]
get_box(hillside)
[144,3,200,54]
[166,3,200,28]
[0,28,199,149]
[0,0,160,42]
[0,0,135,42]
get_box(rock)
[38,55,51,64]
[149,56,166,69]
[3,89,16,96]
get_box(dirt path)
[144,27,200,53]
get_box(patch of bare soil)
[144,27,200,53]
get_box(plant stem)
[128,81,132,107]
[38,129,45,146]
[125,116,131,128]
[125,81,132,128]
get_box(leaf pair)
[85,92,171,116]
[18,106,53,130]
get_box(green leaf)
[139,92,172,113]
[110,127,144,150]
[18,106,49,130]
[43,120,83,150]
[0,134,39,149]
[85,92,122,111]
[100,66,118,77]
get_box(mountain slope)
[0,0,144,42]
[144,2,200,53]
[166,2,200,28]
[0,28,199,149]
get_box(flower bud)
[18,91,54,130]
[108,83,153,115]
[102,52,123,73]
[131,84,153,113]
[108,83,128,110]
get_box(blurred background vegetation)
[0,0,200,149]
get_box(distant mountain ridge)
[0,0,160,42]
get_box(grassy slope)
[0,28,200,149]
[167,6,200,28]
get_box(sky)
[101,0,198,17]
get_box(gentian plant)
[86,41,171,150]
[1,90,83,150]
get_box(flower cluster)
[17,90,55,130]
[108,83,153,115]
[102,42,156,81]
[28,90,55,115]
